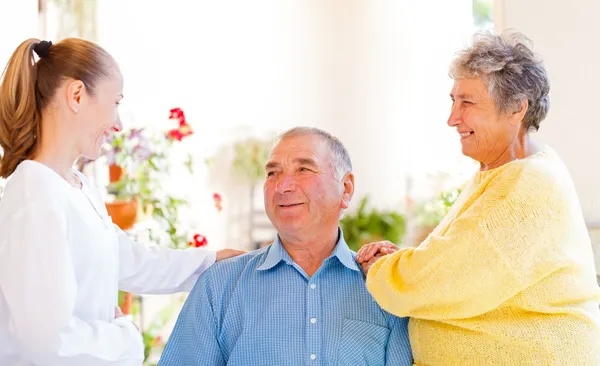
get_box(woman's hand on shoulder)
[356,240,399,275]
[356,240,398,263]
[216,248,246,262]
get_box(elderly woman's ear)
[509,99,529,127]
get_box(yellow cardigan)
[366,147,600,365]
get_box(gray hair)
[449,29,550,132]
[276,126,352,179]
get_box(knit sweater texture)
[366,147,600,365]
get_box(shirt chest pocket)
[337,318,390,366]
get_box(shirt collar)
[257,228,360,272]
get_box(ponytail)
[0,37,113,178]
[0,39,42,178]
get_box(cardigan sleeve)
[366,164,569,320]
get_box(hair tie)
[33,40,52,58]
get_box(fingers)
[360,253,384,275]
[216,248,247,262]
[356,245,369,261]
[357,241,398,263]
[114,306,139,331]
[379,245,398,255]
[357,243,380,263]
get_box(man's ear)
[340,172,355,209]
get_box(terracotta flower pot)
[119,291,133,315]
[109,164,124,183]
[106,199,138,230]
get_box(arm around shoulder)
[117,228,217,294]
[366,167,570,319]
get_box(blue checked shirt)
[159,230,413,365]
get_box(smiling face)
[263,134,353,241]
[447,77,524,168]
[62,64,124,161]
[77,71,124,160]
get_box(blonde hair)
[0,38,114,178]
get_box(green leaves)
[106,128,195,250]
[231,137,273,183]
[340,196,406,252]
[414,188,461,227]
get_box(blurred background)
[1,0,598,363]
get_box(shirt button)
[310,284,316,289]
[310,317,317,324]
[310,354,317,360]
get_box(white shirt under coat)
[0,160,216,366]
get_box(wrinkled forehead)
[450,77,489,99]
[267,135,330,167]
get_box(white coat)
[0,160,216,366]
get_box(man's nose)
[275,175,296,194]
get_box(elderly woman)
[357,30,600,365]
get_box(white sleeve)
[0,205,144,366]
[116,227,216,294]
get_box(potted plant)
[139,297,186,365]
[103,108,195,244]
[340,196,406,252]
[82,108,206,317]
[412,187,461,245]
[207,135,274,248]
[230,136,273,184]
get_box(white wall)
[314,0,475,211]
[0,0,39,70]
[95,0,475,251]
[93,0,476,339]
[496,0,600,273]
[496,0,600,226]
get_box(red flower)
[152,336,163,347]
[167,116,194,141]
[213,193,223,212]
[169,108,186,125]
[189,233,208,247]
[166,129,184,141]
[179,124,193,136]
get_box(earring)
[74,108,79,113]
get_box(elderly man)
[158,127,412,365]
